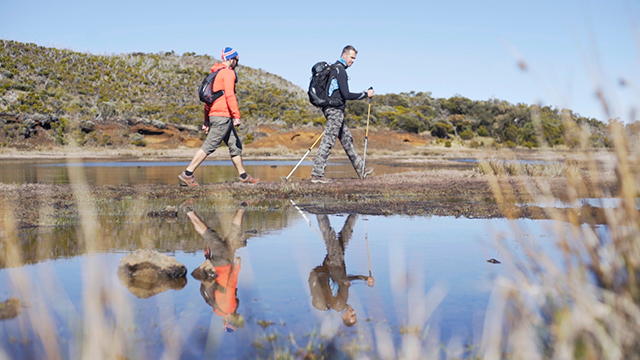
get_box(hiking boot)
[178,171,199,187]
[311,175,333,184]
[362,167,374,179]
[238,174,259,184]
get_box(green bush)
[477,126,489,137]
[459,129,474,140]
[131,139,146,147]
[51,117,68,145]
[431,122,452,138]
[312,117,326,127]
[395,113,425,133]
[100,135,112,146]
[72,129,86,146]
[444,140,452,148]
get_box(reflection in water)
[309,214,373,327]
[1,198,294,269]
[1,193,562,358]
[0,298,22,321]
[117,249,188,298]
[188,202,247,333]
[0,159,450,185]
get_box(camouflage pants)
[312,107,364,177]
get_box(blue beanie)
[221,47,238,61]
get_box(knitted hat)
[221,47,238,61]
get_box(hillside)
[0,40,617,151]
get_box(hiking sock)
[185,170,193,177]
[239,173,248,179]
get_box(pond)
[0,158,474,185]
[0,196,570,359]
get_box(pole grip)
[309,131,324,150]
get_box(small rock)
[80,120,95,133]
[118,250,188,298]
[147,205,178,218]
[0,298,22,321]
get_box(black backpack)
[308,61,344,108]
[198,68,237,104]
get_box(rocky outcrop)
[117,249,187,298]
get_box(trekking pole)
[286,132,324,180]
[289,199,322,236]
[361,87,373,179]
[364,217,374,287]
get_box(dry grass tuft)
[474,156,583,178]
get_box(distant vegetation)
[0,39,631,149]
[348,93,613,149]
[0,40,314,125]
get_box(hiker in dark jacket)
[311,45,375,184]
[308,214,374,327]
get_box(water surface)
[0,158,473,185]
[0,198,568,359]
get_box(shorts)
[200,116,243,157]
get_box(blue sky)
[1,0,639,122]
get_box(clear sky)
[2,0,639,122]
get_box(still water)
[0,158,472,185]
[0,197,567,359]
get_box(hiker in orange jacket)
[186,202,247,332]
[178,47,259,186]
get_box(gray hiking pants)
[311,107,364,177]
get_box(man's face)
[230,57,239,69]
[342,305,357,326]
[342,50,357,67]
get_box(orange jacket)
[211,263,240,316]
[204,63,241,120]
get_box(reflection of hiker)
[186,202,246,332]
[308,214,374,327]
[311,45,375,184]
[178,47,259,187]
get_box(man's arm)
[202,104,211,134]
[335,67,367,101]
